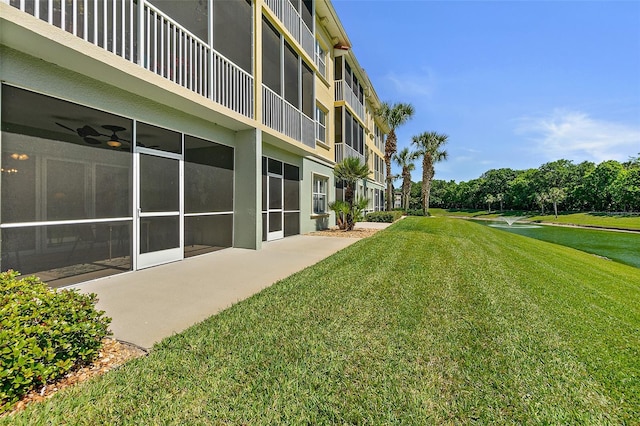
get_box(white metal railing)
[262,85,284,133]
[283,101,301,141]
[212,50,254,118]
[262,85,315,148]
[335,143,365,164]
[143,3,209,97]
[301,113,314,148]
[335,80,365,122]
[10,0,137,61]
[10,0,253,119]
[282,1,300,43]
[264,0,314,59]
[301,22,314,59]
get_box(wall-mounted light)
[1,167,18,174]
[10,153,29,160]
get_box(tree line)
[402,156,640,213]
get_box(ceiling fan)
[56,122,132,150]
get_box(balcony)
[8,0,254,119]
[335,80,365,122]
[335,143,364,164]
[264,0,314,59]
[262,85,315,148]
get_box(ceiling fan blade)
[84,137,102,145]
[55,122,76,133]
[79,125,106,137]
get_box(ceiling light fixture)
[103,125,127,148]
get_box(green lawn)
[431,208,640,230]
[527,212,640,230]
[4,218,639,424]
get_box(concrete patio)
[71,234,364,350]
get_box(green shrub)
[0,270,111,413]
[365,211,403,223]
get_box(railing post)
[208,0,214,102]
[137,0,144,66]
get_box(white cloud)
[383,67,436,98]
[515,109,640,163]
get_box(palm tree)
[496,193,505,211]
[378,102,415,211]
[534,192,549,215]
[411,131,449,214]
[393,147,415,211]
[334,157,370,230]
[548,187,566,219]
[485,194,496,213]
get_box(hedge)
[0,270,111,413]
[365,211,403,223]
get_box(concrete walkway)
[71,234,363,350]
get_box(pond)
[472,220,640,269]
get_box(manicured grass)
[528,212,640,230]
[429,208,495,218]
[4,218,639,424]
[475,219,640,268]
[431,208,640,230]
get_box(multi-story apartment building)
[0,0,387,287]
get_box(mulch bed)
[306,227,381,239]
[2,338,147,418]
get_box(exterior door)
[267,173,284,241]
[136,150,183,269]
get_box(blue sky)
[332,0,640,183]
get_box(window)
[313,175,328,214]
[262,17,281,93]
[316,107,326,143]
[315,41,326,77]
[302,62,314,118]
[213,0,252,74]
[284,42,299,107]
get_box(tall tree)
[496,193,504,211]
[333,157,370,231]
[547,187,566,218]
[393,147,415,211]
[378,102,415,211]
[485,194,496,213]
[411,131,449,214]
[534,192,549,215]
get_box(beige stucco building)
[0,0,388,287]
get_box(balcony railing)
[264,0,314,59]
[335,80,365,122]
[335,143,365,164]
[262,85,315,148]
[9,0,253,119]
